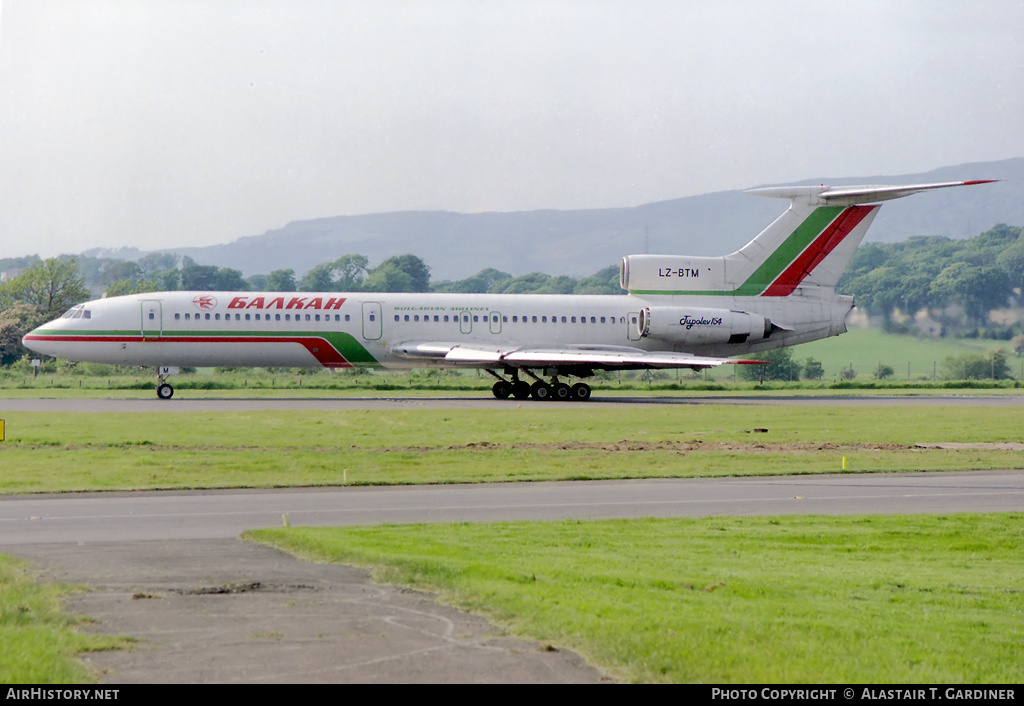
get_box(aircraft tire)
[492,380,513,399]
[552,383,571,400]
[512,381,532,400]
[531,382,551,400]
[156,383,174,400]
[570,383,592,401]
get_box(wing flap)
[503,348,759,368]
[392,341,763,369]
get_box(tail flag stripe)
[760,205,877,296]
[733,206,844,296]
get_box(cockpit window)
[61,305,91,319]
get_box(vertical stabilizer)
[622,180,996,296]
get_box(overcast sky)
[1,0,1021,259]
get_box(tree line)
[0,253,623,365]
[2,221,1023,370]
[1,252,625,298]
[838,223,1024,333]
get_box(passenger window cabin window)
[561,316,567,323]
[345,314,350,321]
[395,315,400,321]
[572,316,577,323]
[473,315,479,322]
[184,313,190,320]
[174,313,180,320]
[414,315,419,322]
[206,313,211,320]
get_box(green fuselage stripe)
[35,328,382,366]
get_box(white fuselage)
[23,289,848,371]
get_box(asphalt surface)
[4,474,1023,544]
[12,539,604,684]
[4,392,1024,412]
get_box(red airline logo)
[226,296,347,311]
[193,295,218,310]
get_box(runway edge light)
[1,419,5,442]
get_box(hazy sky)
[1,0,1022,258]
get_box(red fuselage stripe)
[22,334,353,368]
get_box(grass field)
[1,406,1024,493]
[249,513,1024,683]
[788,327,1016,381]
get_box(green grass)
[1,406,1024,493]
[248,513,1024,683]
[794,327,1017,381]
[0,555,125,684]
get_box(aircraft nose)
[22,326,54,357]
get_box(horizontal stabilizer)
[746,180,997,206]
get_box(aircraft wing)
[391,341,764,369]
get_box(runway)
[3,392,1024,412]
[2,472,1022,546]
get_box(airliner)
[23,180,994,400]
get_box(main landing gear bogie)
[488,369,592,402]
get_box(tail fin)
[620,180,997,296]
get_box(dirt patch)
[914,442,1024,450]
[19,440,1006,455]
[437,440,917,454]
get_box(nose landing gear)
[155,368,175,400]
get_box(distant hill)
[82,158,1023,281]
